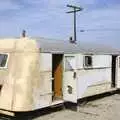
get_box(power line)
[80,28,120,32]
[66,4,83,43]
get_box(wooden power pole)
[67,4,83,43]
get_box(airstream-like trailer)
[0,37,120,116]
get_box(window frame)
[119,57,120,68]
[64,56,76,71]
[83,55,93,68]
[0,53,9,69]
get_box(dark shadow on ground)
[65,89,120,111]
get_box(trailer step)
[51,100,64,108]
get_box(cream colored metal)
[0,38,41,113]
[0,37,118,116]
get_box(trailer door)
[116,56,120,88]
[63,54,77,103]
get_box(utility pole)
[67,4,83,43]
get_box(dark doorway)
[111,55,117,87]
[52,54,63,100]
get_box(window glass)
[0,54,8,68]
[65,56,75,71]
[84,56,92,67]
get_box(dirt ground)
[33,93,120,120]
[0,93,120,120]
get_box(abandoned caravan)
[0,37,120,115]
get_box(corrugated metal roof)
[35,37,120,55]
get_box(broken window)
[65,56,76,71]
[0,54,8,68]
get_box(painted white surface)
[63,54,77,103]
[77,68,111,98]
[63,54,112,101]
[35,53,113,108]
[92,55,111,68]
[39,53,52,71]
[33,72,52,109]
[75,54,111,69]
[33,93,52,109]
[76,54,83,69]
[116,56,120,88]
[82,82,114,98]
[33,53,52,109]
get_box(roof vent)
[69,37,76,44]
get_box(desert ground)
[33,93,120,120]
[1,92,120,120]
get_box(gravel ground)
[33,93,120,120]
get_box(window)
[84,56,92,67]
[65,56,75,71]
[0,54,8,68]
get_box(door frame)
[116,56,120,88]
[111,55,117,87]
[52,54,64,100]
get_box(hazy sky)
[0,0,120,47]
